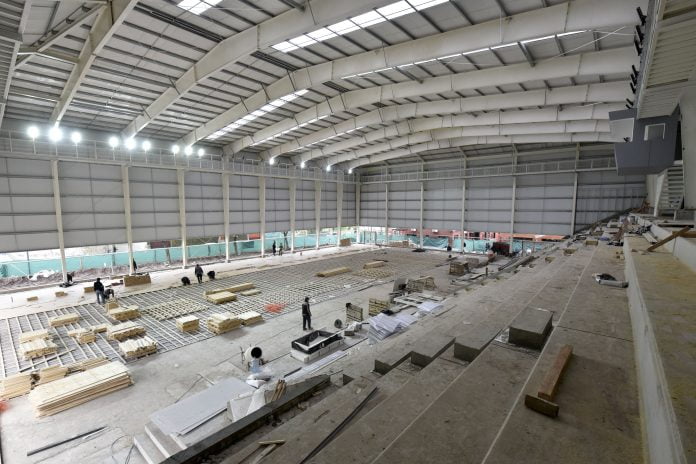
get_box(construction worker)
[272,241,276,256]
[302,297,313,331]
[194,264,204,284]
[181,276,191,286]
[93,278,105,304]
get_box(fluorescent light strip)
[177,0,222,15]
[271,0,451,53]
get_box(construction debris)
[106,321,146,341]
[20,338,59,359]
[1,373,33,399]
[525,345,573,417]
[119,336,158,359]
[207,313,243,334]
[28,362,133,417]
[49,313,80,327]
[238,311,264,326]
[108,305,140,321]
[176,315,200,332]
[206,291,237,304]
[316,267,351,277]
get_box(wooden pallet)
[449,261,469,276]
[20,339,59,359]
[106,322,146,341]
[316,267,351,277]
[19,329,53,344]
[28,362,133,417]
[207,313,243,334]
[49,313,80,327]
[206,291,237,304]
[176,315,200,333]
[368,298,389,316]
[119,337,158,359]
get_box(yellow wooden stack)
[106,321,146,341]
[207,313,242,334]
[205,291,237,304]
[0,373,33,399]
[119,337,157,358]
[176,315,200,332]
[20,339,58,359]
[19,329,53,343]
[238,311,263,326]
[36,366,69,385]
[49,313,80,327]
[108,305,140,321]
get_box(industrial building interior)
[0,0,694,462]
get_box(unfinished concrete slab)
[508,307,553,349]
[453,320,501,361]
[410,331,455,367]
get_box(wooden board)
[316,267,351,277]
[524,394,559,418]
[20,339,58,359]
[363,261,386,269]
[123,274,151,287]
[240,289,261,296]
[238,311,263,326]
[27,296,38,302]
[203,282,255,296]
[119,337,158,359]
[176,316,200,333]
[0,373,33,399]
[55,291,68,297]
[206,291,237,304]
[19,329,53,343]
[49,313,80,327]
[538,345,573,401]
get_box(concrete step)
[144,421,185,458]
[371,343,537,464]
[508,307,553,349]
[453,319,501,361]
[308,356,465,464]
[133,432,166,464]
[410,331,455,367]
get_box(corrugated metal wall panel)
[266,177,290,232]
[423,179,462,230]
[129,167,180,242]
[342,182,356,226]
[321,181,337,228]
[185,171,223,239]
[360,182,385,227]
[296,180,316,231]
[575,171,645,229]
[466,176,513,232]
[515,173,574,236]
[229,174,260,235]
[388,181,420,228]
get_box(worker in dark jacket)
[194,264,204,284]
[93,278,105,304]
[302,296,313,331]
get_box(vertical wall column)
[51,160,68,282]
[222,173,230,262]
[289,178,296,253]
[570,144,579,235]
[355,183,361,244]
[314,181,321,250]
[509,153,517,250]
[121,165,134,274]
[680,88,696,212]
[336,182,343,246]
[177,169,187,268]
[419,181,424,248]
[384,183,389,243]
[460,178,467,252]
[259,176,266,257]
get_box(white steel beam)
[510,151,517,250]
[460,157,467,252]
[50,0,139,124]
[315,181,321,250]
[419,181,424,248]
[177,169,187,268]
[355,183,361,243]
[50,160,68,282]
[230,47,636,154]
[336,182,343,246]
[384,182,389,242]
[259,176,266,257]
[570,143,580,234]
[289,178,296,253]
[181,0,642,146]
[122,0,397,138]
[223,173,230,262]
[121,165,134,274]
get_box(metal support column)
[336,182,343,246]
[570,143,580,235]
[355,183,361,244]
[121,165,134,274]
[50,160,68,282]
[314,181,321,249]
[460,178,467,252]
[289,178,296,253]
[419,181,424,248]
[509,151,517,250]
[177,169,187,268]
[259,176,266,257]
[222,173,230,262]
[384,182,389,244]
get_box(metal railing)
[0,132,355,183]
[360,157,616,184]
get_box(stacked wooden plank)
[76,329,96,344]
[91,323,109,334]
[19,328,53,343]
[123,274,151,287]
[67,357,109,373]
[238,311,263,326]
[49,313,80,327]
[141,298,206,320]
[36,366,69,385]
[207,313,242,334]
[84,285,95,294]
[108,305,140,321]
[369,298,390,316]
[240,289,261,296]
[55,291,68,297]
[119,337,158,359]
[406,276,436,292]
[363,261,386,269]
[20,339,58,359]
[387,240,410,248]
[203,282,255,296]
[316,267,351,277]
[585,239,598,246]
[0,373,33,399]
[339,238,352,247]
[105,301,119,310]
[176,315,200,333]
[28,361,133,417]
[346,304,364,322]
[449,261,469,276]
[205,291,237,304]
[26,296,38,302]
[106,321,146,341]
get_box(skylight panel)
[462,47,489,55]
[269,99,285,107]
[261,104,276,112]
[521,35,555,44]
[407,0,449,9]
[178,0,199,9]
[557,30,586,37]
[307,28,337,42]
[295,89,309,96]
[328,19,361,35]
[377,1,415,19]
[289,34,317,48]
[490,42,517,50]
[272,41,298,53]
[250,109,265,117]
[351,11,386,28]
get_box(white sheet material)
[417,301,444,316]
[151,377,254,436]
[369,313,414,341]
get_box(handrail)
[360,157,616,184]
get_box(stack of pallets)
[0,373,33,399]
[49,313,80,327]
[368,299,390,316]
[20,339,58,359]
[238,311,263,326]
[176,315,200,333]
[119,337,158,359]
[106,321,146,341]
[207,313,242,334]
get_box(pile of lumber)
[108,305,140,321]
[119,337,157,359]
[28,361,133,417]
[206,291,237,304]
[207,313,242,334]
[67,357,109,373]
[141,298,206,320]
[406,276,436,292]
[238,311,263,326]
[369,298,390,316]
[91,323,109,334]
[106,321,146,341]
[585,239,598,246]
[0,373,33,399]
[19,328,53,343]
[105,301,119,310]
[55,291,68,297]
[49,313,80,327]
[449,261,469,276]
[36,366,69,385]
[203,282,255,296]
[387,240,410,248]
[339,238,352,247]
[70,328,96,345]
[26,295,38,302]
[240,289,261,296]
[123,274,151,287]
[316,267,351,277]
[363,261,386,269]
[83,285,94,294]
[176,315,200,332]
[20,339,58,359]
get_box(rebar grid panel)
[0,249,445,377]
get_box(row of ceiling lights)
[26,126,207,157]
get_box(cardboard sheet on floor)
[150,377,253,436]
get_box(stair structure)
[654,161,684,217]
